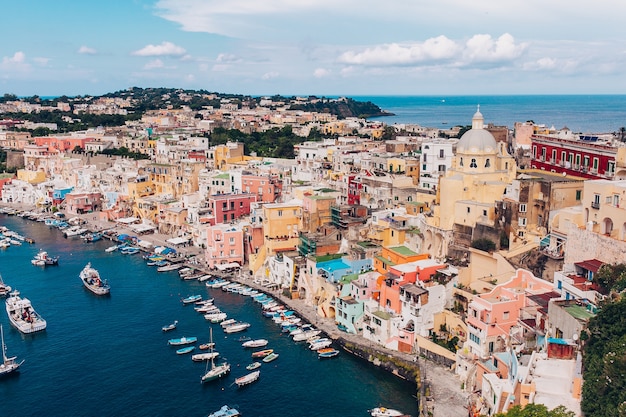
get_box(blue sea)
[354,95,626,134]
[0,216,417,417]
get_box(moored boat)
[0,324,24,376]
[234,370,260,387]
[223,322,250,334]
[207,405,240,417]
[318,348,340,359]
[79,262,111,296]
[168,336,197,346]
[181,294,202,305]
[262,352,279,363]
[30,250,59,266]
[162,320,178,332]
[369,407,406,417]
[242,339,268,348]
[246,361,261,370]
[176,346,195,355]
[5,290,47,334]
[191,351,219,362]
[0,274,12,297]
[201,328,230,383]
[251,349,273,359]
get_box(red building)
[208,193,257,224]
[347,175,362,205]
[531,134,618,180]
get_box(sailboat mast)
[1,324,7,362]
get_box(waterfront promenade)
[4,204,468,417]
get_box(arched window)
[460,157,464,167]
[470,158,477,168]
[485,158,491,168]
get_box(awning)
[215,262,240,271]
[575,259,603,273]
[166,237,189,246]
[116,217,139,224]
[137,240,153,249]
[130,223,156,233]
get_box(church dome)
[456,106,497,154]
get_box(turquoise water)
[0,216,418,417]
[355,95,626,133]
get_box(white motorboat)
[5,290,47,334]
[191,351,219,362]
[242,339,269,348]
[223,322,250,334]
[31,250,59,266]
[0,274,12,297]
[79,263,110,296]
[369,407,405,417]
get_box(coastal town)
[1,90,626,417]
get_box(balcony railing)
[591,201,600,209]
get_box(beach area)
[1,202,468,417]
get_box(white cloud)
[144,59,165,70]
[313,68,331,78]
[3,51,26,65]
[216,53,241,64]
[133,41,186,57]
[78,46,97,55]
[338,36,459,66]
[261,71,279,80]
[463,33,527,63]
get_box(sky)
[1,0,626,97]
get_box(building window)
[593,157,599,171]
[575,190,582,201]
[467,207,471,213]
[470,158,477,168]
[460,157,464,167]
[551,149,556,162]
[439,149,445,158]
[483,209,487,216]
[503,311,509,320]
[485,158,491,168]
[278,210,283,217]
[583,156,590,167]
[519,217,527,227]
[519,204,527,213]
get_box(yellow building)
[421,108,517,259]
[262,201,303,257]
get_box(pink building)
[466,269,554,359]
[205,224,245,269]
[34,136,92,152]
[207,193,257,224]
[241,174,282,203]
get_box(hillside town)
[2,91,626,417]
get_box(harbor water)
[0,215,418,417]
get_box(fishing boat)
[161,320,178,332]
[200,328,230,383]
[262,352,279,363]
[82,231,103,242]
[0,324,24,376]
[251,349,273,359]
[204,312,227,323]
[207,405,240,417]
[119,246,140,255]
[191,351,219,362]
[157,263,182,272]
[176,346,195,355]
[369,407,406,417]
[234,370,260,387]
[104,244,119,253]
[167,336,197,346]
[0,274,12,297]
[246,361,261,371]
[318,348,340,359]
[79,263,110,296]
[30,250,59,266]
[198,342,215,350]
[293,329,321,342]
[181,294,202,305]
[223,322,250,334]
[5,290,47,334]
[242,339,268,348]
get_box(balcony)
[591,201,600,209]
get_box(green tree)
[495,404,574,417]
[593,263,626,293]
[470,238,496,252]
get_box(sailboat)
[0,324,24,376]
[200,327,230,383]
